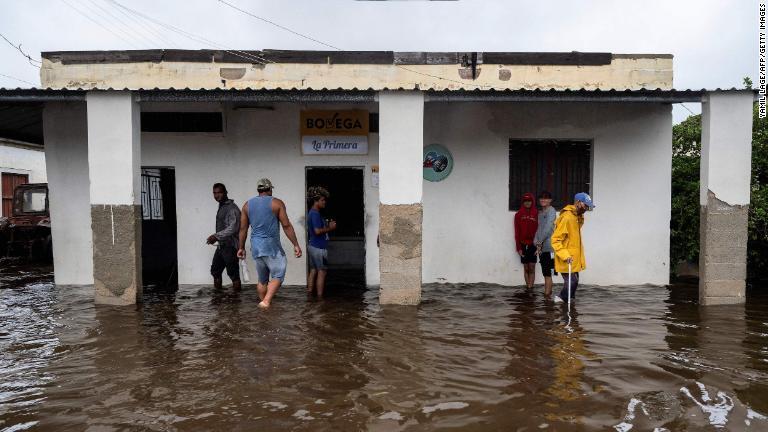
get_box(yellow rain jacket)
[550,205,586,273]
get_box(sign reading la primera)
[300,110,369,155]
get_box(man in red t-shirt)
[514,192,539,289]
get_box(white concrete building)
[0,138,47,217]
[0,49,755,305]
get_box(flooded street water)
[1,260,767,431]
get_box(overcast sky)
[0,0,758,122]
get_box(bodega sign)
[300,110,369,155]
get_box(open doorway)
[140,167,178,288]
[305,167,366,289]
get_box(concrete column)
[86,92,142,305]
[378,91,424,305]
[43,102,94,285]
[699,92,753,305]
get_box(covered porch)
[0,87,755,305]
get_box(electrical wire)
[109,0,272,65]
[215,0,501,90]
[81,0,157,47]
[217,0,342,51]
[395,64,498,90]
[59,0,142,48]
[680,103,697,115]
[0,72,36,87]
[0,33,42,68]
[103,0,179,48]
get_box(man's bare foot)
[258,301,270,309]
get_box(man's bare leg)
[308,269,317,295]
[233,280,241,291]
[256,283,267,301]
[316,270,327,298]
[525,263,536,288]
[529,263,536,288]
[214,277,223,290]
[258,279,282,308]
[543,276,553,297]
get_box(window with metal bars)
[141,168,164,220]
[508,139,592,211]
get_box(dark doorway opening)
[140,167,178,289]
[305,167,366,290]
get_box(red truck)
[0,183,52,261]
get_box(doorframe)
[139,166,178,287]
[304,165,367,285]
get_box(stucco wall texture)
[379,204,423,305]
[40,56,672,91]
[91,204,142,305]
[422,101,672,286]
[141,102,381,287]
[43,98,672,289]
[43,102,93,286]
[0,141,47,185]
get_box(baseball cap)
[256,178,274,190]
[574,192,595,209]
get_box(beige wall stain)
[41,56,673,91]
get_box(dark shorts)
[520,244,537,264]
[539,251,555,277]
[211,246,240,282]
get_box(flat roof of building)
[40,50,673,66]
[39,49,677,92]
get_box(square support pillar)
[699,92,753,305]
[86,91,142,305]
[378,91,424,305]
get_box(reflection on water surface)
[1,261,767,431]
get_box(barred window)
[141,168,164,220]
[508,139,591,211]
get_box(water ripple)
[0,261,767,430]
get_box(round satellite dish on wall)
[423,144,453,182]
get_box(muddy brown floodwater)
[1,259,767,431]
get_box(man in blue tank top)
[306,186,337,298]
[237,178,302,308]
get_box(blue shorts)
[308,245,328,270]
[253,253,287,284]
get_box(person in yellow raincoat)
[550,192,595,303]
